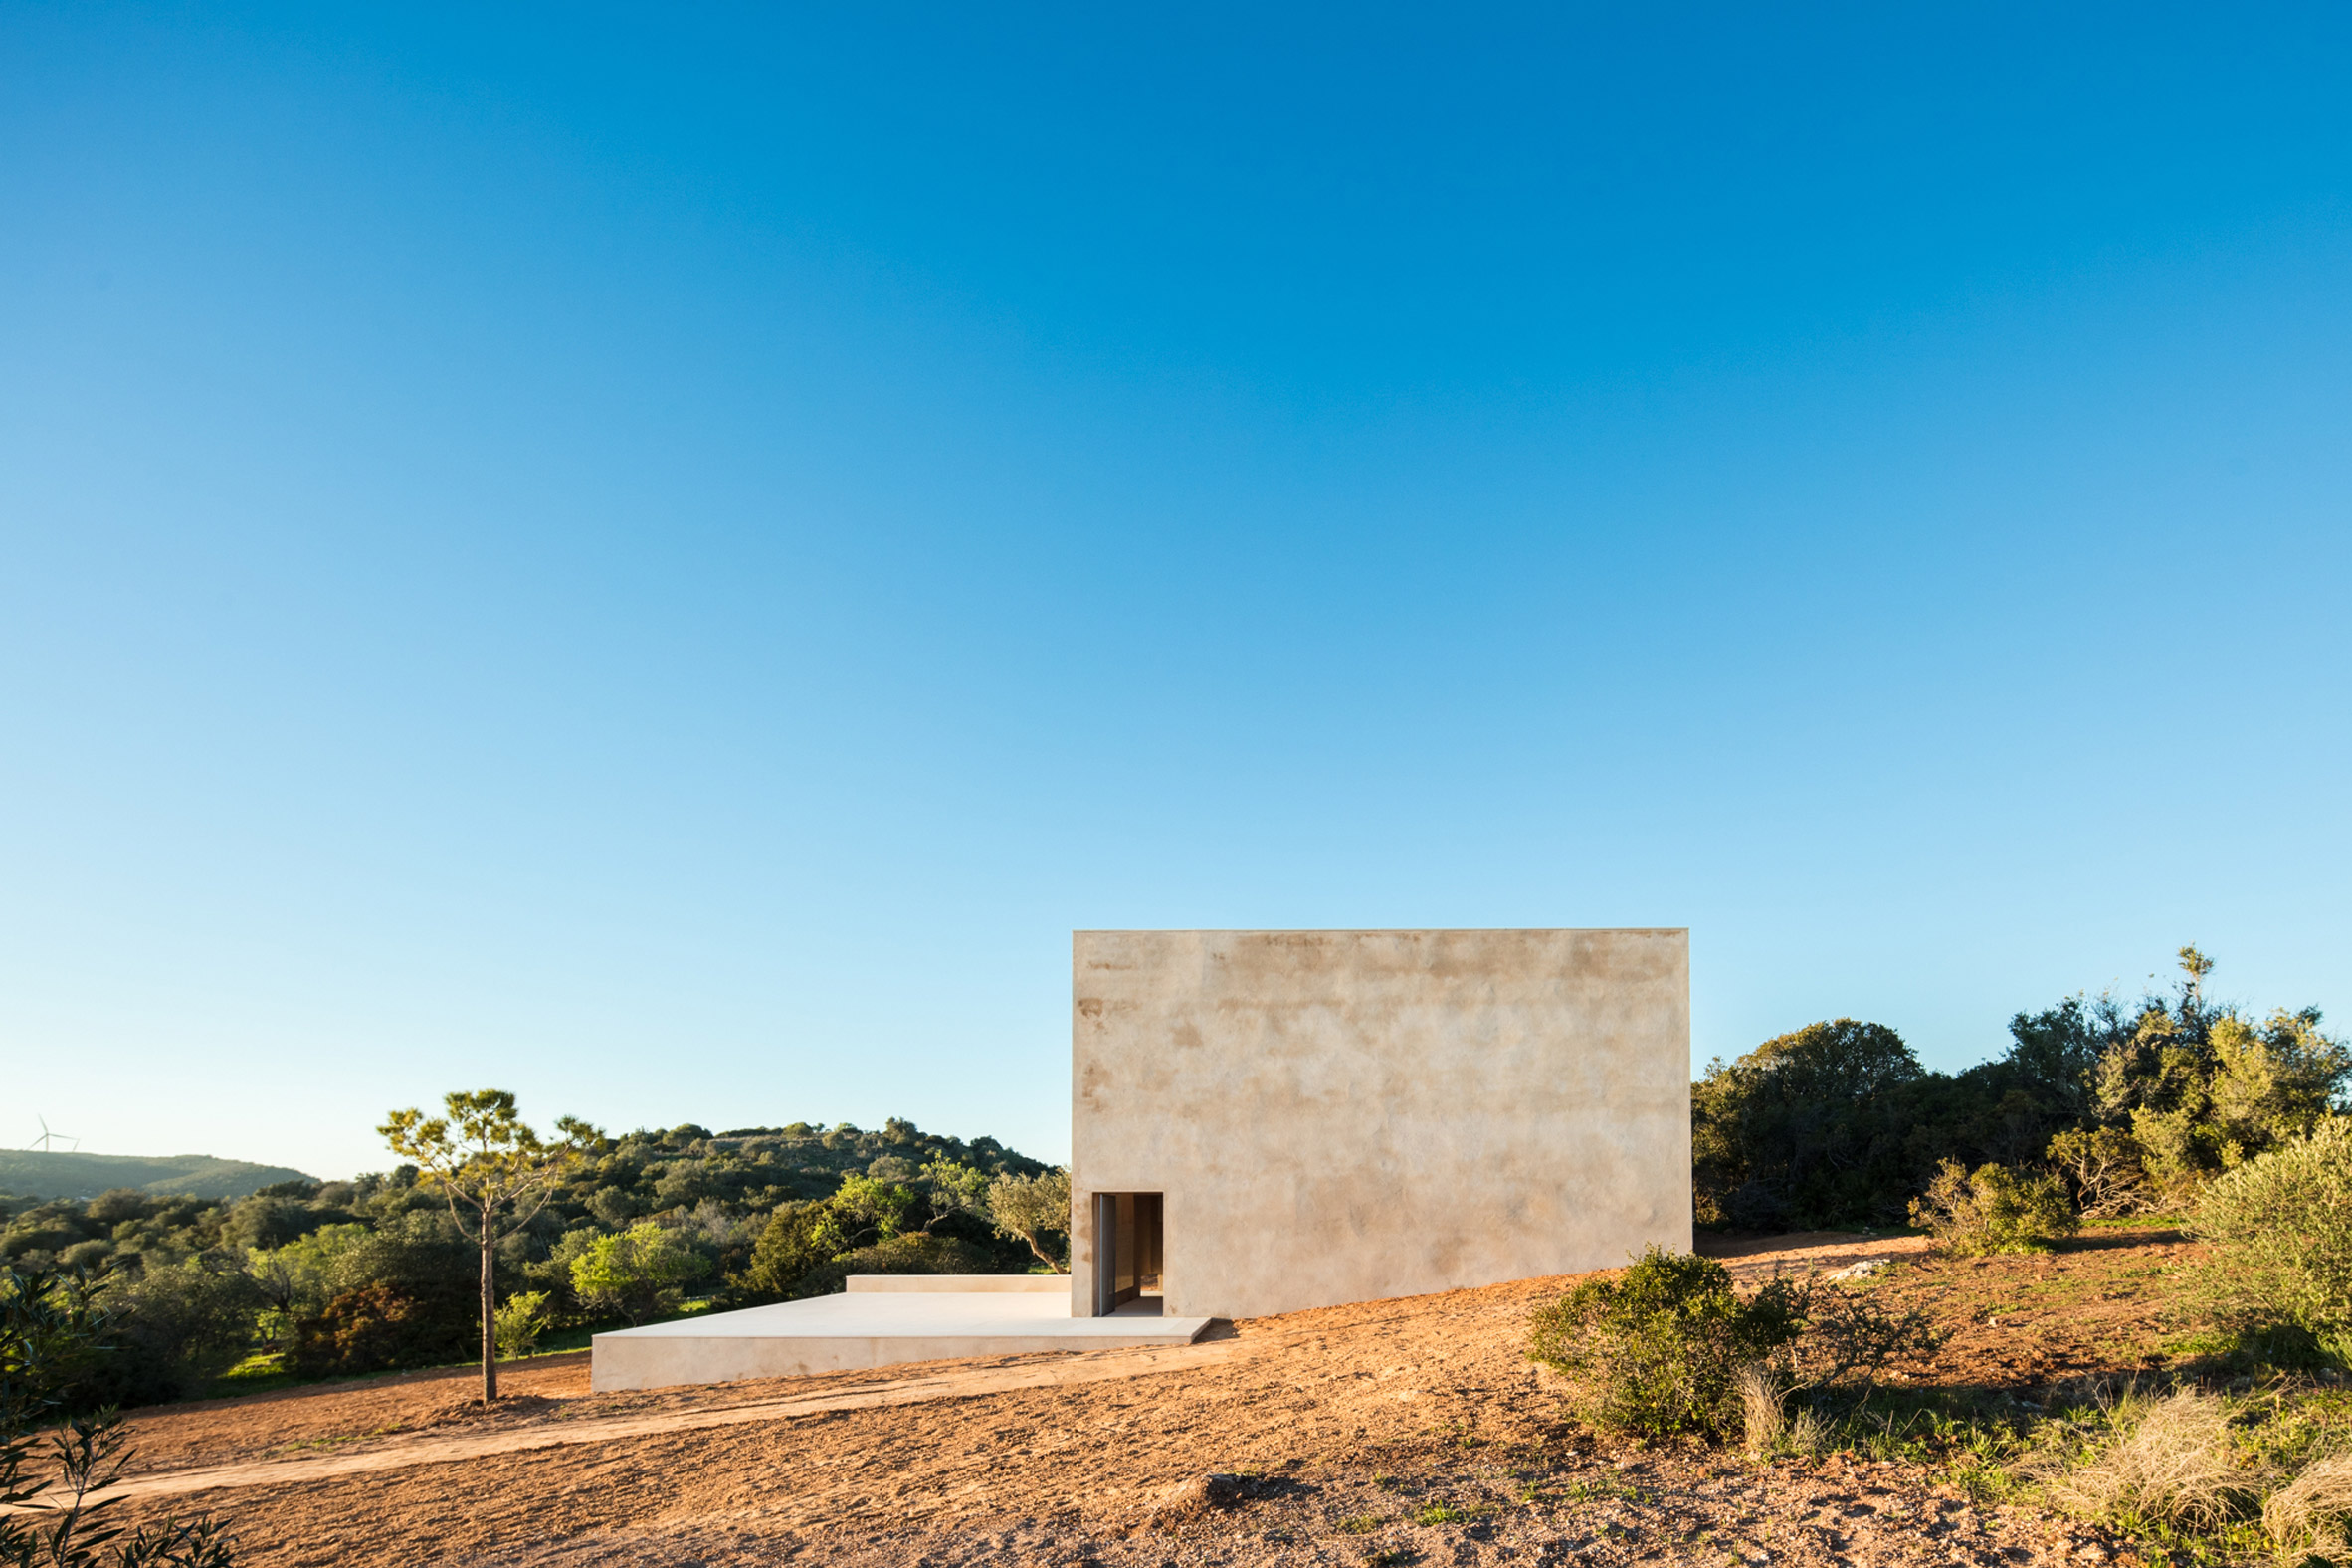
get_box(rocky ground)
[100,1226,2192,1566]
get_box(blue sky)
[4,4,2348,1179]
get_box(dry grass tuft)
[1736,1363,1784,1455]
[1786,1404,1828,1456]
[2041,1388,2258,1530]
[1734,1362,1825,1458]
[2263,1453,2352,1554]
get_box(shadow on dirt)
[2055,1228,2185,1253]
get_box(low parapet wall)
[845,1274,1068,1293]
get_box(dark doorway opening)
[1090,1192,1163,1316]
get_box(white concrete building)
[592,927,1690,1391]
[1068,928,1691,1323]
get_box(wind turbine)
[28,1115,78,1153]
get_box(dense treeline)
[1694,948,2350,1230]
[0,1117,1062,1405]
[11,945,2339,1408]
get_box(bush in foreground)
[1527,1248,1804,1439]
[2191,1117,2352,1349]
[1909,1160,2076,1255]
[1528,1247,1940,1443]
[2,1265,236,1565]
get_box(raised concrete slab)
[590,1275,1211,1392]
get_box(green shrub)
[2191,1119,2352,1347]
[80,1259,264,1407]
[734,1201,852,1301]
[249,1221,370,1321]
[1527,1247,1804,1439]
[1909,1160,2077,1255]
[292,1281,475,1376]
[281,1211,479,1376]
[1,1265,235,1565]
[325,1212,476,1302]
[568,1221,707,1324]
[2043,1126,2153,1217]
[493,1289,552,1359]
[1528,1247,1938,1444]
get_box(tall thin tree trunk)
[481,1220,498,1403]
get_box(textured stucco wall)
[1070,928,1690,1322]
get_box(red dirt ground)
[92,1228,2189,1567]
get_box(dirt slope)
[101,1229,2181,1566]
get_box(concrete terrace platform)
[590,1275,1214,1392]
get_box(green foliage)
[247,1223,369,1322]
[986,1169,1072,1270]
[730,1157,1037,1301]
[78,1261,264,1408]
[1527,1247,1805,1439]
[378,1092,593,1212]
[1,1190,239,1278]
[1697,949,2348,1231]
[1,1264,235,1566]
[324,1213,478,1305]
[1528,1247,1939,1442]
[291,1282,476,1378]
[913,1159,990,1233]
[281,1212,480,1377]
[0,1116,1066,1402]
[567,1222,708,1325]
[736,1202,852,1301]
[1,1266,107,1430]
[1910,1160,2078,1256]
[2022,946,2346,1208]
[781,1232,994,1300]
[2190,1118,2352,1349]
[1691,1019,1942,1228]
[828,1173,916,1242]
[492,1291,552,1359]
[2120,1009,2347,1204]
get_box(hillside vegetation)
[0,1150,313,1202]
[0,1116,1060,1406]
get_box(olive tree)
[380,1090,597,1402]
[987,1169,1072,1271]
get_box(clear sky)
[4,4,2348,1180]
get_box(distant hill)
[0,1150,315,1202]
